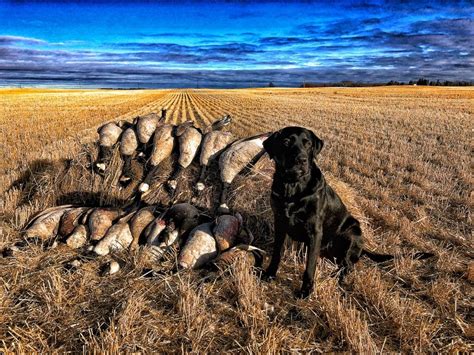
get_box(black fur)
[263,127,434,298]
[263,126,383,298]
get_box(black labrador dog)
[263,126,378,298]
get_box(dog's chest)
[285,203,308,226]
[272,195,314,228]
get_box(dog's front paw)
[295,286,313,299]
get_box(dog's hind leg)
[337,218,364,285]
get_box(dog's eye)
[302,138,310,146]
[283,138,290,146]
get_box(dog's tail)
[361,249,435,263]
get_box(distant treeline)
[299,78,473,87]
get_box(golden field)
[0,87,472,352]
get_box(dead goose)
[217,132,270,213]
[212,244,266,270]
[58,207,90,238]
[23,205,74,241]
[135,109,167,160]
[129,206,157,248]
[119,127,139,185]
[137,110,167,143]
[65,224,89,249]
[94,122,123,174]
[213,213,243,253]
[93,222,133,256]
[197,116,234,191]
[144,217,167,247]
[87,208,122,241]
[93,212,134,256]
[178,222,216,269]
[167,122,203,191]
[138,123,175,194]
[145,203,201,261]
[135,112,160,145]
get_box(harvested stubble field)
[0,87,472,352]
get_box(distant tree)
[268,82,275,87]
[298,79,471,88]
[417,78,429,86]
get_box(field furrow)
[188,92,227,128]
[164,92,182,124]
[186,92,209,128]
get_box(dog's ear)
[263,130,280,159]
[309,130,324,156]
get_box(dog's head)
[263,126,323,181]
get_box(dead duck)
[94,122,123,174]
[217,132,270,213]
[117,111,166,186]
[63,207,94,248]
[138,123,175,194]
[156,203,201,246]
[177,211,246,269]
[167,121,203,192]
[197,115,234,191]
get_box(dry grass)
[0,88,168,173]
[0,87,472,352]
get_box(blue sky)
[0,0,472,88]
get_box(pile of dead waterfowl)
[8,110,270,275]
[14,202,266,275]
[94,110,269,213]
